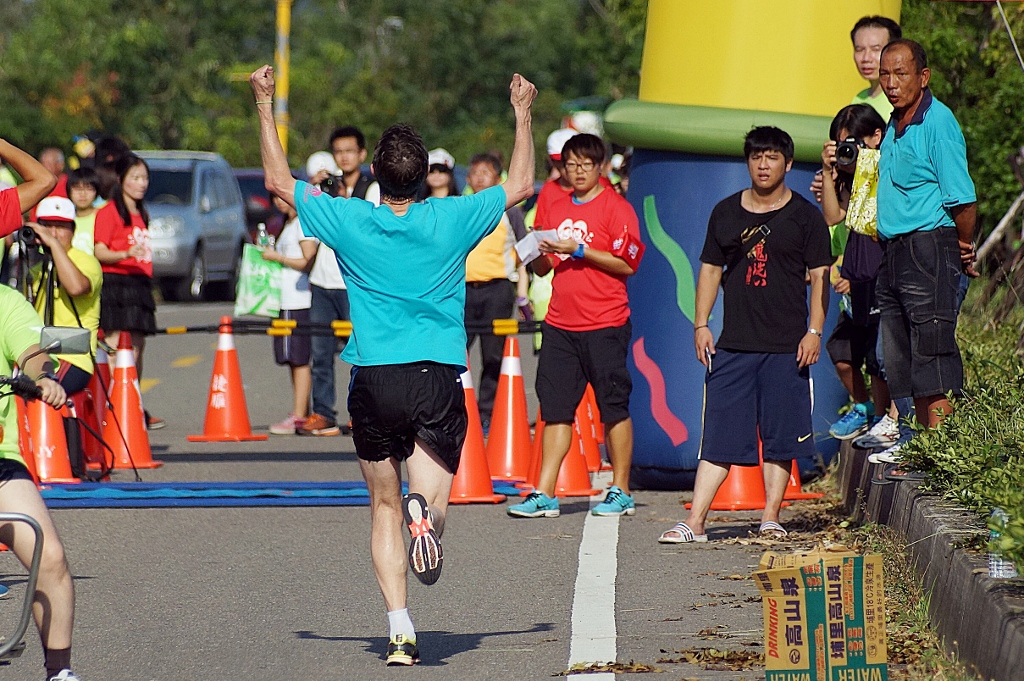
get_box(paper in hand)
[515,229,560,265]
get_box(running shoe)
[853,414,899,450]
[403,493,443,585]
[269,414,304,435]
[297,413,340,436]
[867,442,902,464]
[386,633,420,666]
[0,583,8,599]
[144,411,166,431]
[591,486,636,516]
[828,403,871,440]
[48,671,82,681]
[507,491,560,518]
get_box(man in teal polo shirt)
[875,39,976,445]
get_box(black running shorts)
[348,362,467,474]
[0,458,34,484]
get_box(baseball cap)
[427,148,455,170]
[546,128,579,161]
[306,151,339,178]
[36,196,76,223]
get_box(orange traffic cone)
[584,384,604,444]
[552,422,602,497]
[95,330,110,393]
[484,337,532,481]
[449,365,505,504]
[704,462,768,510]
[188,317,268,442]
[103,333,162,469]
[71,388,107,474]
[25,399,79,484]
[783,460,823,501]
[520,408,545,493]
[15,397,39,484]
[575,397,604,473]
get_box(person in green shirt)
[0,284,80,681]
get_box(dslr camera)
[318,173,344,198]
[835,137,865,168]
[17,225,44,248]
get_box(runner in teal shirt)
[295,180,506,370]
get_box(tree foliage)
[0,0,647,170]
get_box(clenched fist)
[250,65,276,103]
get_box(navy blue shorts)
[699,350,815,466]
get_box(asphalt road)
[1,302,781,681]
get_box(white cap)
[569,110,603,137]
[306,150,338,178]
[428,148,455,170]
[36,196,76,223]
[546,128,579,160]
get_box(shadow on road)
[295,622,555,665]
[152,451,359,464]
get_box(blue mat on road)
[40,481,523,508]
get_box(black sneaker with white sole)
[403,492,443,585]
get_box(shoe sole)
[854,438,898,450]
[403,493,443,585]
[507,508,560,518]
[592,506,636,517]
[146,422,167,431]
[386,655,419,666]
[297,428,340,436]
[269,428,297,435]
[829,425,869,441]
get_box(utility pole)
[274,0,293,155]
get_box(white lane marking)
[569,471,617,679]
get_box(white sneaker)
[854,414,899,450]
[867,442,902,464]
[48,670,81,681]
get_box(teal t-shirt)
[877,90,976,239]
[294,181,506,369]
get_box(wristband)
[38,372,59,383]
[693,325,708,331]
[571,243,585,259]
[255,100,273,105]
[516,296,530,306]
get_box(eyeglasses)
[564,160,596,172]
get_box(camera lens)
[18,226,37,243]
[835,138,859,167]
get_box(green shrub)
[898,284,1024,571]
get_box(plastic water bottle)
[256,222,270,248]
[989,508,1019,579]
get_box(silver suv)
[140,151,248,301]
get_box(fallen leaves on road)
[657,647,764,670]
[558,660,663,675]
[717,573,747,580]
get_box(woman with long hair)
[418,148,458,200]
[93,153,163,429]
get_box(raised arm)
[504,74,537,209]
[0,139,57,213]
[250,66,297,208]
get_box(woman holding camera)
[93,153,163,429]
[820,104,892,445]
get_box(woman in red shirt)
[93,153,163,428]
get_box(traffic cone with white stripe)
[484,336,532,482]
[95,330,110,393]
[188,317,268,442]
[575,395,604,473]
[583,383,604,445]
[104,332,162,468]
[15,397,39,483]
[783,460,823,500]
[25,398,79,483]
[449,361,505,504]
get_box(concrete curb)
[838,441,1024,681]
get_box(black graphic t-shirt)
[700,191,833,353]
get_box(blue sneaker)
[829,403,872,440]
[508,491,560,518]
[592,486,636,516]
[0,583,8,599]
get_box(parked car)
[140,151,249,301]
[234,167,289,240]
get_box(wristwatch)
[808,328,822,338]
[39,372,60,382]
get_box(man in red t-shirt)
[0,138,58,237]
[508,133,644,519]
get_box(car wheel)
[209,240,245,301]
[176,244,207,302]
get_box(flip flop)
[658,522,708,544]
[883,466,927,483]
[758,521,788,538]
[403,493,443,585]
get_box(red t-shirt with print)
[93,201,153,276]
[0,188,22,238]
[542,187,643,332]
[533,176,614,233]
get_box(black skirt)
[100,273,157,335]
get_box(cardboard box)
[755,548,887,681]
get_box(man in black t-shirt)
[659,127,833,545]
